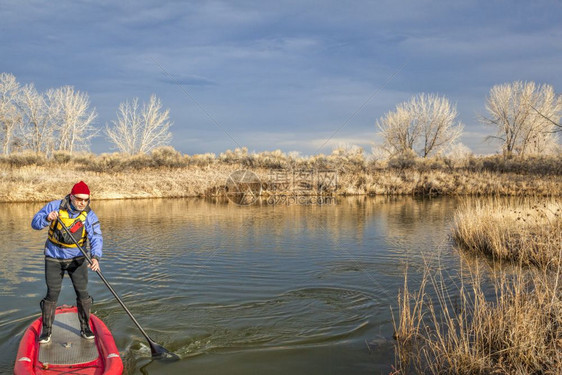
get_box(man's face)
[71,194,89,210]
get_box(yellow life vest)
[48,196,90,248]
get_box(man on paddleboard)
[31,181,102,344]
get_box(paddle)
[55,217,179,360]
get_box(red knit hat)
[71,181,90,196]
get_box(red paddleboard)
[14,305,123,375]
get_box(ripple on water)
[112,286,377,359]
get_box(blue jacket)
[31,199,103,260]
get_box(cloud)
[158,74,216,87]
[1,0,561,156]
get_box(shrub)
[387,150,418,170]
[190,153,216,167]
[0,151,47,167]
[150,146,189,168]
[80,153,124,173]
[52,151,73,164]
[254,149,290,169]
[469,154,562,175]
[445,143,472,168]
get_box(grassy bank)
[452,200,562,269]
[1,147,561,202]
[393,199,562,374]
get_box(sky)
[1,0,561,156]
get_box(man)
[31,181,102,344]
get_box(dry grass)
[0,148,561,202]
[452,200,562,269]
[346,169,561,196]
[393,258,562,374]
[393,200,562,374]
[0,164,240,202]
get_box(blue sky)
[1,0,561,155]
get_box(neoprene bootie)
[39,299,56,344]
[77,297,95,340]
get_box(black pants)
[44,256,90,302]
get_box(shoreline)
[1,164,561,203]
[1,149,560,202]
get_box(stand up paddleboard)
[14,305,123,375]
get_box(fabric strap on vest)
[48,195,91,248]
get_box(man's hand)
[47,211,59,222]
[89,259,100,272]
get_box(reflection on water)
[0,196,461,374]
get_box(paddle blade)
[149,340,180,361]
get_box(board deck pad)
[38,311,98,365]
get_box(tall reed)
[394,199,562,374]
[393,258,562,374]
[452,199,562,269]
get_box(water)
[0,196,461,374]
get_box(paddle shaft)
[55,217,164,356]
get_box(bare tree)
[376,93,462,157]
[49,86,97,153]
[530,103,562,133]
[412,94,463,157]
[106,95,172,154]
[106,98,140,155]
[377,105,419,156]
[17,84,55,154]
[0,73,22,154]
[481,81,561,157]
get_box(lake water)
[0,196,462,374]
